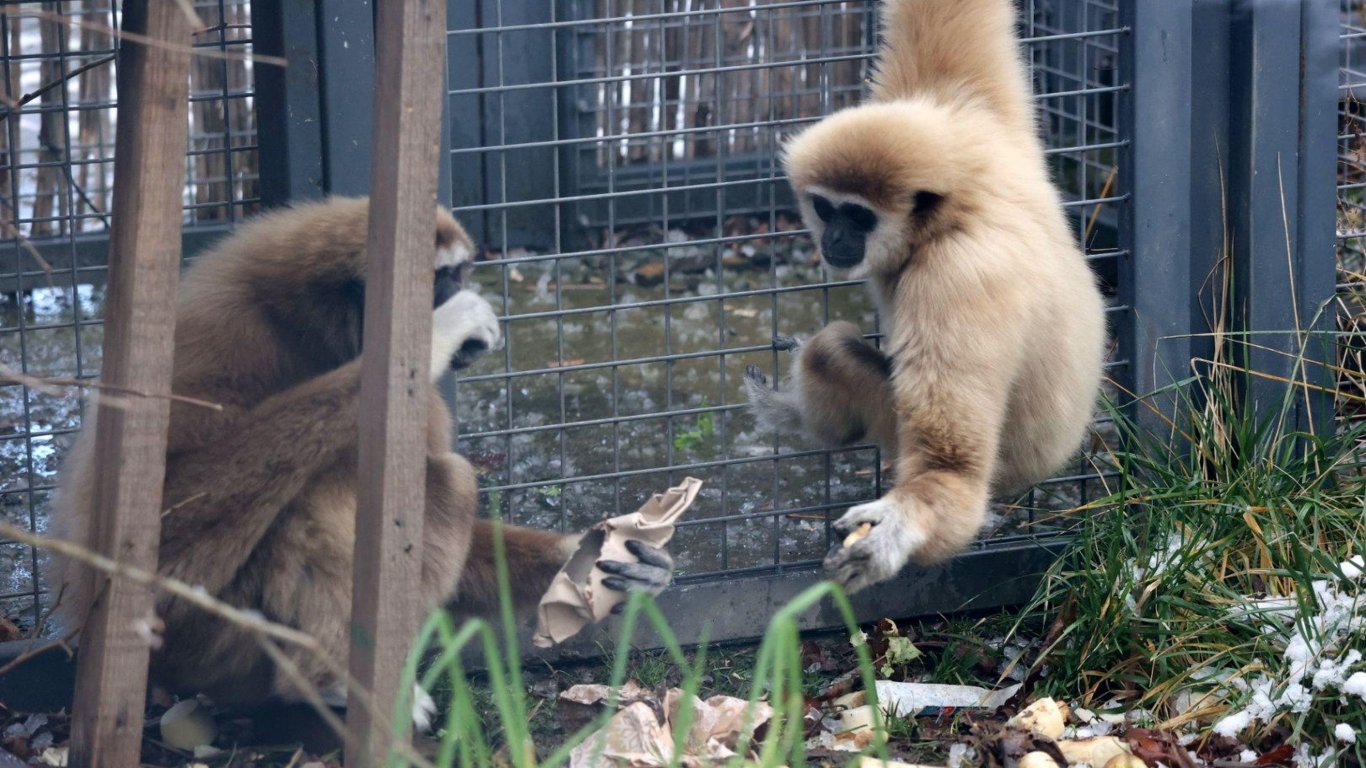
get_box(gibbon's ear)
[913,191,945,217]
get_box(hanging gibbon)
[50,197,673,708]
[746,0,1107,592]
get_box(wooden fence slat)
[345,0,446,763]
[67,2,191,766]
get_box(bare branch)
[0,365,224,412]
[0,8,288,68]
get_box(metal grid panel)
[0,0,259,626]
[448,0,1129,585]
[1340,5,1366,424]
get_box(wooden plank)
[345,0,446,763]
[67,2,191,766]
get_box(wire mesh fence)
[0,0,259,627]
[446,0,1128,586]
[1340,5,1366,426]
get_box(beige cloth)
[533,477,702,647]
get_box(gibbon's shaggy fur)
[746,0,1106,592]
[51,197,672,707]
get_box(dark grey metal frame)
[1121,0,1339,440]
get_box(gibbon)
[746,0,1106,593]
[51,197,673,708]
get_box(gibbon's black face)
[811,194,878,269]
[433,262,473,308]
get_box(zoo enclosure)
[0,0,1343,649]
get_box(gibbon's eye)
[840,203,878,233]
[433,265,464,308]
[913,191,945,217]
[811,194,836,223]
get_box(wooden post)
[346,0,446,763]
[68,3,190,766]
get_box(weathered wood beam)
[345,0,447,763]
[67,2,191,765]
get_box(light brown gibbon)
[745,0,1107,592]
[51,197,672,710]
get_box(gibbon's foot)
[433,289,503,376]
[412,683,437,733]
[772,334,801,352]
[598,539,675,615]
[317,681,437,733]
[823,497,927,594]
[744,364,804,435]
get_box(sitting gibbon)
[746,0,1106,592]
[51,197,673,707]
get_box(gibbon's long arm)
[869,0,1034,137]
[823,290,1029,591]
[448,523,674,619]
[156,358,362,594]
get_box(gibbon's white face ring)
[437,240,474,270]
[800,185,882,278]
[431,289,503,381]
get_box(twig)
[0,54,115,122]
[0,201,55,282]
[1084,166,1119,246]
[0,522,436,768]
[0,631,76,677]
[0,8,288,68]
[0,365,224,412]
[160,492,208,518]
[170,0,205,32]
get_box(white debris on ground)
[562,683,773,768]
[1211,557,1366,741]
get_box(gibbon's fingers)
[772,334,801,352]
[433,289,503,376]
[823,497,926,593]
[626,538,673,570]
[597,544,674,593]
[744,364,805,435]
[158,358,364,593]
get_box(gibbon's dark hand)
[597,539,674,615]
[823,497,923,594]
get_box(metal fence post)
[252,0,326,206]
[318,1,376,197]
[1224,0,1337,437]
[1118,1,1199,433]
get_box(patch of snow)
[946,743,977,768]
[1213,709,1253,738]
[1335,723,1357,744]
[1343,671,1366,698]
[1239,749,1258,763]
[1341,556,1364,580]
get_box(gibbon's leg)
[156,358,364,595]
[823,333,1021,593]
[446,524,673,618]
[745,321,898,453]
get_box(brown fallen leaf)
[1125,728,1198,768]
